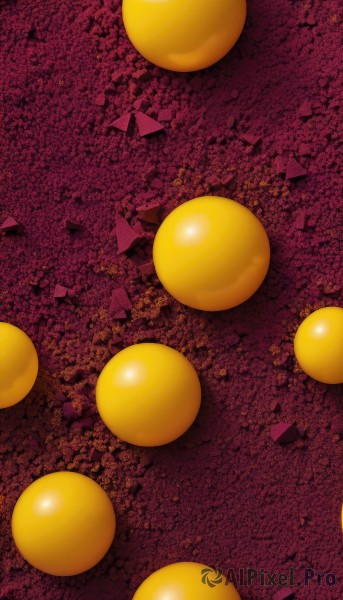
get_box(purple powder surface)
[0,1,342,599]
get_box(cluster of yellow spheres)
[1,0,341,593]
[1,191,342,591]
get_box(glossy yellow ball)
[96,343,201,446]
[294,306,343,384]
[133,562,241,600]
[0,322,38,409]
[153,196,270,311]
[122,0,247,72]
[12,472,116,576]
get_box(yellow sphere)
[12,472,116,576]
[0,322,38,408]
[122,0,247,72]
[133,562,241,600]
[96,343,201,446]
[153,196,270,311]
[294,306,343,384]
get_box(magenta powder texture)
[0,0,342,598]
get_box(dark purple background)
[0,0,342,598]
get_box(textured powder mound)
[0,1,342,599]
